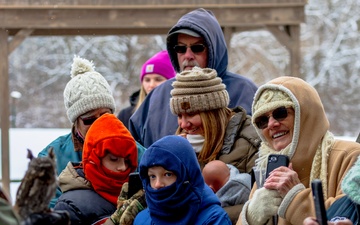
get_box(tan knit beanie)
[63,55,116,123]
[252,89,294,123]
[170,67,229,115]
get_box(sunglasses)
[254,106,289,129]
[173,44,206,54]
[80,116,98,126]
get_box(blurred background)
[7,0,360,138]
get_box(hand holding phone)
[266,154,290,178]
[311,179,327,225]
[265,154,290,225]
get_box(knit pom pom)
[70,55,95,78]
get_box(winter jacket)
[129,8,258,148]
[53,162,115,225]
[217,164,251,208]
[327,155,360,224]
[38,127,146,208]
[117,90,140,129]
[327,196,359,225]
[238,76,360,225]
[134,135,231,225]
[218,107,260,174]
[213,106,260,224]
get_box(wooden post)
[0,29,10,197]
[267,25,301,78]
[222,26,233,51]
[288,25,301,78]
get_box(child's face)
[148,166,177,190]
[101,152,129,172]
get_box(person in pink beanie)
[117,50,176,128]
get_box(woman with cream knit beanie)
[237,76,360,225]
[170,66,260,224]
[38,56,146,209]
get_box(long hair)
[134,86,147,112]
[176,107,232,164]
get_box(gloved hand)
[246,187,282,225]
[22,210,70,225]
[108,182,147,225]
[118,190,146,225]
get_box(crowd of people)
[4,7,360,225]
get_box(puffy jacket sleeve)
[219,108,260,174]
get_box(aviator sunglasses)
[173,44,206,54]
[254,106,289,129]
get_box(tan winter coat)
[237,76,360,225]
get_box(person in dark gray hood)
[129,8,258,148]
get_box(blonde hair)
[134,86,147,112]
[176,107,232,164]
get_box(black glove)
[22,210,70,225]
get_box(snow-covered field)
[4,128,70,203]
[2,128,357,203]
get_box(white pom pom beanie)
[63,55,116,123]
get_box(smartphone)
[265,154,290,178]
[128,172,143,198]
[311,179,327,225]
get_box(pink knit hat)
[140,50,176,82]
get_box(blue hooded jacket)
[134,135,231,225]
[129,8,258,148]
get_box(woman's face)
[76,108,112,137]
[177,113,204,135]
[260,108,295,151]
[142,74,167,94]
[101,152,129,172]
[148,166,177,190]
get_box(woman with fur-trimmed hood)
[237,76,360,225]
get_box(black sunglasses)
[254,106,289,129]
[173,44,206,54]
[80,116,98,126]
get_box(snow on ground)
[1,128,357,204]
[3,128,69,203]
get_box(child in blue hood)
[134,135,231,225]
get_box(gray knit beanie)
[170,67,229,115]
[63,55,116,123]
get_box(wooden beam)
[267,25,301,77]
[6,28,169,36]
[0,29,10,198]
[267,25,291,49]
[9,29,34,54]
[0,1,307,9]
[0,7,305,31]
